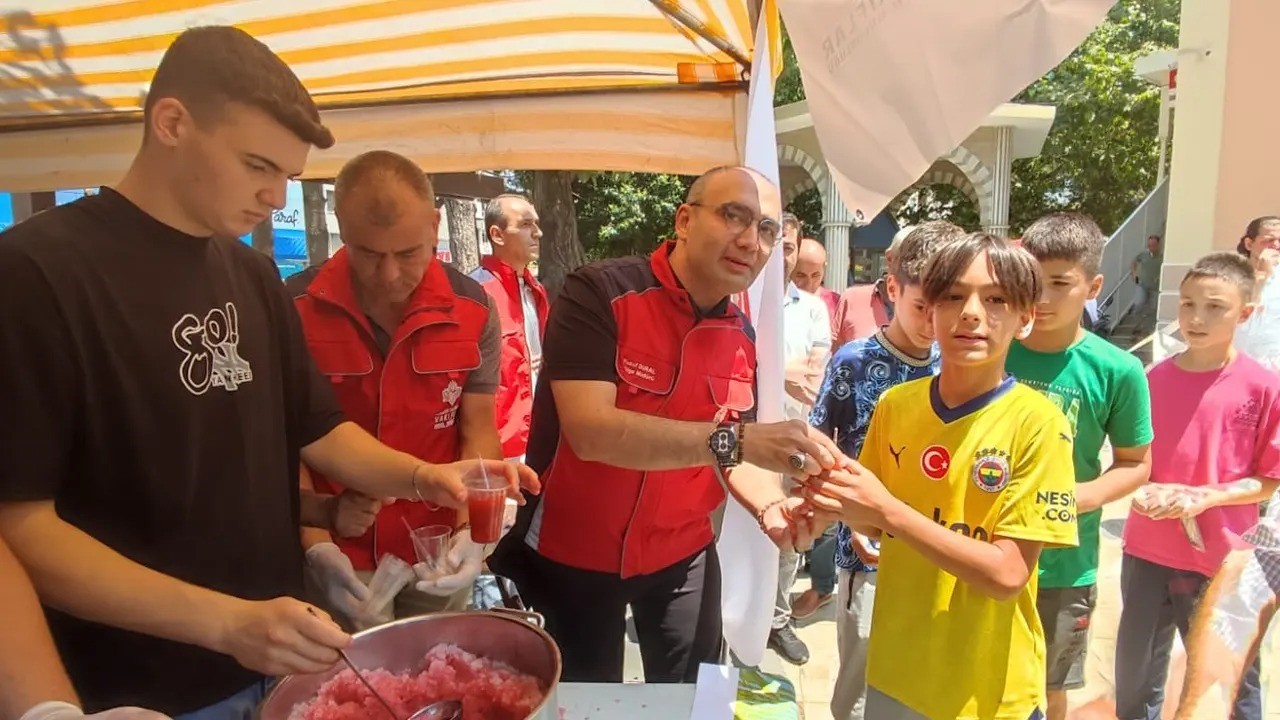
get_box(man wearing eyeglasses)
[490,165,846,684]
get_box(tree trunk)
[302,181,330,266]
[250,218,274,258]
[531,170,584,300]
[444,197,481,274]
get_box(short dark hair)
[1238,216,1280,255]
[1182,251,1256,301]
[485,194,532,236]
[921,232,1042,311]
[334,151,433,227]
[894,221,963,286]
[1019,213,1106,277]
[146,26,333,149]
[782,212,800,232]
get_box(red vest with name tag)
[529,244,757,578]
[293,250,490,570]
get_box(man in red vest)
[288,151,513,628]
[470,194,549,462]
[492,165,846,684]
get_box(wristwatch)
[708,422,744,469]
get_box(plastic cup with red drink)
[466,469,507,544]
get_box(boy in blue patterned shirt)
[808,221,960,720]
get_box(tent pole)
[648,0,752,69]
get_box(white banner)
[718,8,785,668]
[779,0,1116,221]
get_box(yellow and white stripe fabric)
[0,0,779,190]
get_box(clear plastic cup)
[410,524,452,576]
[466,471,507,544]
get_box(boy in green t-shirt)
[1006,213,1154,720]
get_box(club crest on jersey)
[442,379,462,406]
[920,445,950,480]
[971,448,1012,493]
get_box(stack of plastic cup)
[411,524,452,578]
[358,553,414,627]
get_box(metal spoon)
[303,605,401,720]
[407,700,463,720]
[334,647,402,720]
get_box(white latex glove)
[20,702,170,720]
[413,530,484,597]
[305,542,371,623]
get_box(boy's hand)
[1132,485,1213,520]
[850,531,881,565]
[796,462,895,528]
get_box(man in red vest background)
[470,194,549,462]
[287,151,513,629]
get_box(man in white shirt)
[769,226,832,664]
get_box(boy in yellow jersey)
[805,232,1079,720]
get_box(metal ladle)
[407,700,463,720]
[335,649,462,720]
[306,607,462,720]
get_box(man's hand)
[19,703,171,720]
[760,498,824,552]
[414,530,485,597]
[304,543,371,627]
[213,597,350,676]
[415,460,541,508]
[330,491,387,538]
[742,420,845,480]
[783,362,822,407]
[799,463,897,528]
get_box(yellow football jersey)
[859,375,1078,720]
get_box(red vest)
[293,249,491,570]
[529,244,757,578]
[469,256,549,459]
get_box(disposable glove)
[305,542,371,625]
[413,530,485,597]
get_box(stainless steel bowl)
[258,611,562,720]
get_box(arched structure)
[777,143,828,206]
[886,146,997,231]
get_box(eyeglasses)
[688,201,782,248]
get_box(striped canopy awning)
[0,0,778,191]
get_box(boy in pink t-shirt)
[1116,252,1280,720]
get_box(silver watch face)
[710,428,737,456]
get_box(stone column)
[986,126,1013,238]
[821,176,854,293]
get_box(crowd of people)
[3,22,1280,720]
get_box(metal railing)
[1096,178,1170,330]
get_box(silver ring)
[788,452,807,471]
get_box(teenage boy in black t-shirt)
[0,27,534,718]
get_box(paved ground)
[621,483,1280,718]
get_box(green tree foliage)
[1009,0,1181,234]
[774,28,805,107]
[574,172,691,260]
[788,187,824,236]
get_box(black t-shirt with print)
[0,189,344,714]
